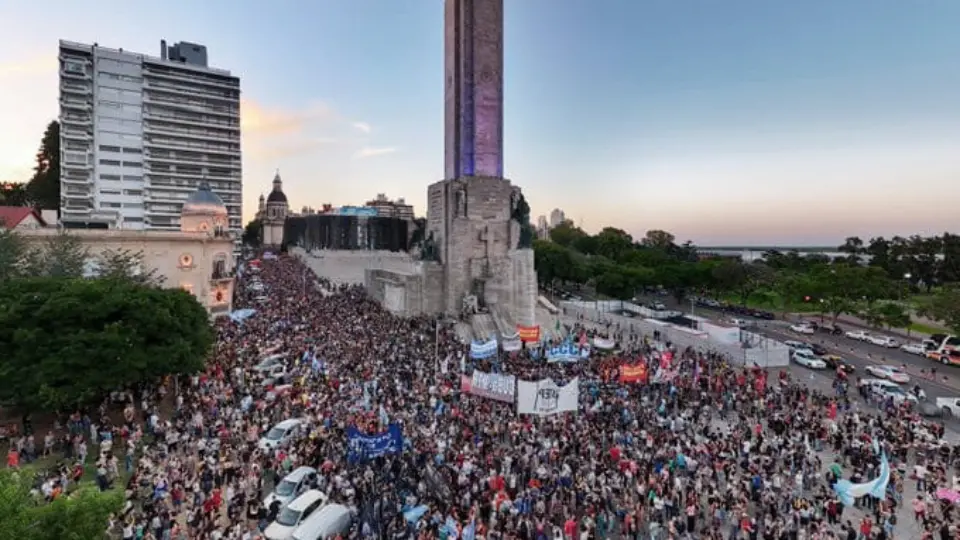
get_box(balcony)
[60,68,90,80]
[61,129,91,141]
[60,114,92,126]
[61,83,92,95]
[60,99,91,111]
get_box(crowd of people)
[7,253,960,539]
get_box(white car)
[845,330,871,341]
[792,349,827,369]
[867,335,900,348]
[864,365,910,384]
[264,466,318,509]
[900,343,927,355]
[790,324,815,335]
[936,397,960,418]
[259,418,305,451]
[859,378,918,404]
[784,340,808,351]
[254,354,285,373]
[264,489,328,540]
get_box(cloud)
[0,55,57,79]
[241,99,335,138]
[352,122,372,134]
[352,147,397,160]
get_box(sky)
[1,0,959,246]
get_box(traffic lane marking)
[761,326,959,394]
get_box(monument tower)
[423,0,538,328]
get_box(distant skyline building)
[364,193,415,221]
[58,39,242,235]
[549,208,566,228]
[536,215,549,240]
[444,0,504,180]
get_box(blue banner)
[546,341,590,363]
[347,423,404,463]
[470,338,498,359]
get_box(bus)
[925,334,960,365]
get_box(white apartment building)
[58,39,242,236]
[549,208,566,228]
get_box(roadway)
[593,292,960,406]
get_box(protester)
[9,253,960,539]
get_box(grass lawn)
[908,321,948,335]
[11,442,133,495]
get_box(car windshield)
[882,385,905,395]
[275,479,297,497]
[265,427,286,441]
[275,506,303,526]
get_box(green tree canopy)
[25,120,61,211]
[242,218,263,247]
[0,469,122,540]
[0,277,213,412]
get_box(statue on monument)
[455,186,467,217]
[461,293,479,315]
[510,192,534,249]
[420,231,441,263]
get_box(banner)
[593,337,616,350]
[546,341,590,363]
[470,338,498,359]
[346,423,403,463]
[460,370,516,402]
[620,364,648,384]
[517,325,541,343]
[502,336,522,352]
[517,377,579,416]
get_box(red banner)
[516,325,541,343]
[620,364,648,384]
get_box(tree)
[0,469,122,540]
[594,227,633,262]
[95,248,166,286]
[548,220,587,248]
[0,277,213,411]
[0,182,31,206]
[242,218,263,247]
[24,120,60,211]
[641,229,675,250]
[27,231,88,278]
[0,228,28,282]
[837,236,863,265]
[919,286,960,335]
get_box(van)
[264,490,328,540]
[259,418,304,451]
[292,504,354,540]
[264,466,318,508]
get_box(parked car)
[259,418,305,451]
[254,354,286,373]
[867,335,900,348]
[805,343,828,356]
[858,378,918,405]
[790,324,815,335]
[845,330,871,341]
[792,350,827,369]
[936,397,960,418]
[264,490,328,540]
[264,467,319,508]
[900,343,927,355]
[291,504,355,540]
[822,355,856,373]
[784,340,808,351]
[864,365,910,384]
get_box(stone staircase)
[491,306,517,338]
[470,313,497,342]
[454,321,474,344]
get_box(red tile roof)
[0,206,45,229]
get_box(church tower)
[262,170,288,248]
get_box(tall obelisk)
[425,0,536,330]
[444,0,504,180]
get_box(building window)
[180,283,194,295]
[122,161,142,168]
[98,145,122,153]
[99,159,121,166]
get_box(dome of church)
[182,181,227,216]
[267,190,288,204]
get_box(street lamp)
[900,273,912,302]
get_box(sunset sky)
[1,0,959,245]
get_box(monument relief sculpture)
[420,231,441,263]
[455,186,467,217]
[462,293,479,315]
[510,193,534,249]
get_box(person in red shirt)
[859,516,873,537]
[563,516,577,539]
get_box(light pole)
[900,273,912,302]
